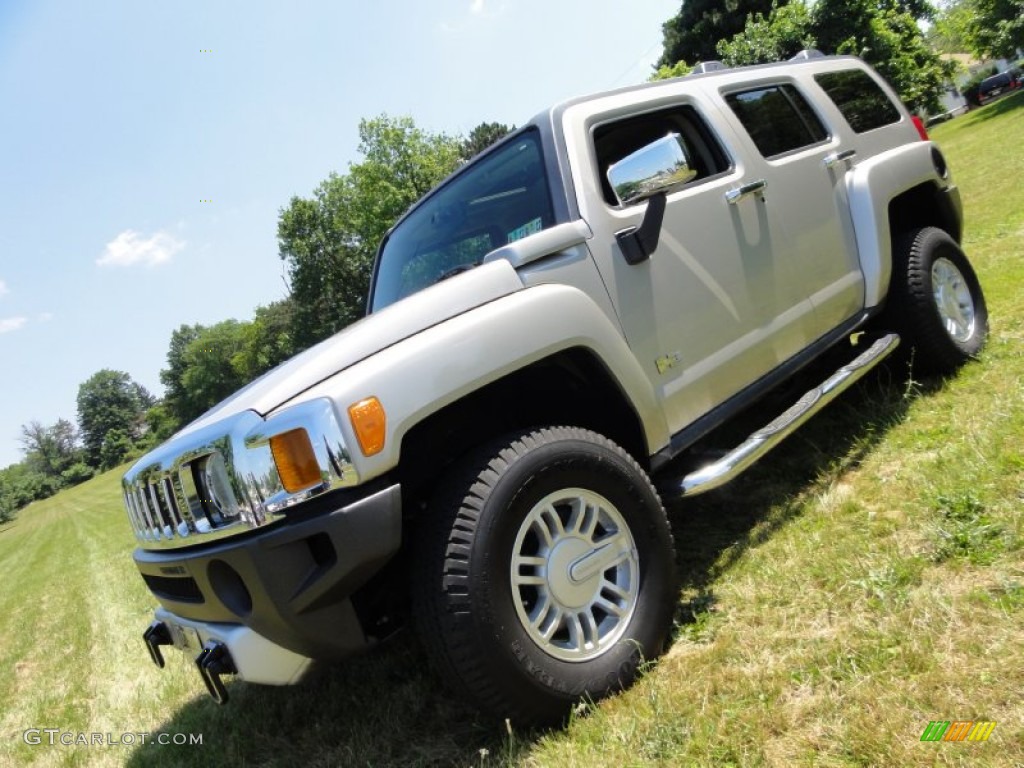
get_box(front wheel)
[411,427,677,725]
[888,226,988,375]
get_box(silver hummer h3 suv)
[122,53,987,723]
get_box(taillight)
[911,115,929,141]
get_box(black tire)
[411,427,676,725]
[887,226,988,375]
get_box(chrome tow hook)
[195,641,237,705]
[142,621,172,668]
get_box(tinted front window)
[815,69,901,133]
[726,84,828,157]
[370,131,554,311]
[593,104,730,206]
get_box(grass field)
[1,93,1022,768]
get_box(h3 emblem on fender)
[655,352,683,375]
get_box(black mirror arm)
[615,192,667,265]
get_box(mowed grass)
[1,93,1022,767]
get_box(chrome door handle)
[823,149,856,169]
[725,179,767,204]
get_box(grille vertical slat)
[147,483,171,538]
[161,477,185,535]
[124,491,143,540]
[135,486,157,538]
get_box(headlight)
[197,453,239,522]
[269,429,322,493]
[244,398,358,512]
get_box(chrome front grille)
[125,464,226,542]
[122,402,358,551]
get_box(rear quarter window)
[814,69,901,134]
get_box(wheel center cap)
[547,538,597,608]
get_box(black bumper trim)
[134,483,402,660]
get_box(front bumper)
[134,482,402,661]
[148,608,315,686]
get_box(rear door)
[719,77,864,333]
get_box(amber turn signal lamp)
[270,429,321,493]
[348,397,386,456]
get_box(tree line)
[656,0,1023,114]
[7,0,1017,524]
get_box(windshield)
[370,130,554,312]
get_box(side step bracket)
[662,333,899,499]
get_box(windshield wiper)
[436,263,479,283]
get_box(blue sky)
[0,0,679,469]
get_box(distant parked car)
[978,72,1020,105]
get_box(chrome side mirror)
[607,133,698,206]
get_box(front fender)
[275,284,668,482]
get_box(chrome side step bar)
[662,333,899,499]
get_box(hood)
[176,259,523,438]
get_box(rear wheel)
[888,226,988,375]
[411,427,676,724]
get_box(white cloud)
[97,230,185,268]
[470,0,485,13]
[0,279,8,296]
[37,312,53,322]
[0,316,27,334]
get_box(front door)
[573,98,819,436]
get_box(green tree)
[140,402,179,445]
[60,462,95,485]
[11,420,78,509]
[460,122,515,162]
[160,323,205,427]
[77,369,152,468]
[278,115,462,349]
[20,419,80,480]
[234,299,295,381]
[158,303,296,434]
[717,0,955,114]
[98,429,135,470]
[716,2,815,64]
[650,60,694,81]
[0,467,21,523]
[0,487,13,524]
[659,0,786,67]
[177,320,250,423]
[933,0,1024,59]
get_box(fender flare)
[846,141,953,308]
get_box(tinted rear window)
[815,69,901,133]
[725,84,828,158]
